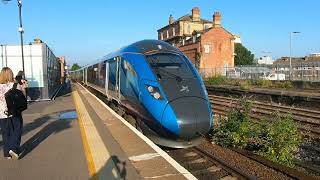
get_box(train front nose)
[162,97,212,139]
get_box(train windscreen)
[146,53,196,80]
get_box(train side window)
[108,59,117,92]
[119,58,139,103]
[123,60,137,77]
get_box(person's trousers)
[0,115,23,157]
[9,115,23,154]
[0,118,11,157]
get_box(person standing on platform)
[0,67,26,160]
[15,71,28,88]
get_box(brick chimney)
[169,14,174,25]
[213,12,221,27]
[192,7,200,21]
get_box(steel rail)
[208,94,320,137]
[193,147,257,180]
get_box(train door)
[107,57,120,102]
[85,68,88,84]
[82,68,85,83]
[105,61,109,96]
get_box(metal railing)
[199,62,320,82]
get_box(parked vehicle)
[261,73,286,80]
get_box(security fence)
[199,62,320,82]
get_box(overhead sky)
[1,0,319,66]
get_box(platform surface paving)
[0,87,89,179]
[0,83,191,180]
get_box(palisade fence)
[199,62,320,82]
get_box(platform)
[0,83,195,180]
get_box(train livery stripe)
[72,90,120,180]
[78,82,197,180]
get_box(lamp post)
[2,0,25,78]
[289,31,300,80]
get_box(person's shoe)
[9,150,19,160]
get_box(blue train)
[71,40,213,148]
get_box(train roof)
[82,40,183,68]
[102,40,182,59]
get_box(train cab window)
[146,53,196,80]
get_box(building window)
[204,24,209,30]
[188,24,191,34]
[173,27,175,36]
[192,35,196,43]
[167,30,169,38]
[160,32,163,40]
[204,45,210,53]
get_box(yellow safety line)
[72,90,97,180]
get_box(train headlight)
[145,85,162,100]
[153,92,161,99]
[147,86,154,93]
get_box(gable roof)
[177,14,212,23]
[157,14,212,32]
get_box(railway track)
[165,146,257,180]
[81,83,320,179]
[82,83,258,179]
[208,94,320,137]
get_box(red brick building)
[157,7,235,76]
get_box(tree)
[71,63,81,71]
[234,43,255,65]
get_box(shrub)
[229,79,241,86]
[240,80,252,90]
[276,81,293,89]
[256,79,272,88]
[258,113,301,167]
[212,99,255,148]
[211,99,302,167]
[207,76,227,85]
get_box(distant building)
[258,56,273,65]
[274,54,320,67]
[233,34,241,44]
[58,56,67,83]
[310,53,320,57]
[157,7,235,76]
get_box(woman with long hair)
[0,67,25,160]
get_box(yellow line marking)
[78,82,197,180]
[73,86,119,180]
[72,90,97,179]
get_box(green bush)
[229,79,241,86]
[240,80,252,90]
[258,113,301,167]
[212,99,256,148]
[211,99,302,167]
[256,79,272,88]
[276,81,293,89]
[207,76,227,85]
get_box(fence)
[199,62,320,82]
